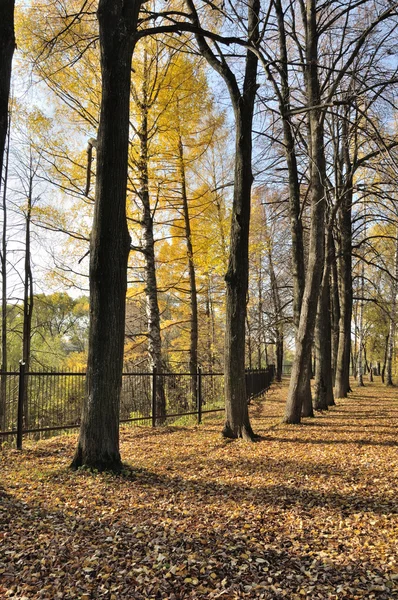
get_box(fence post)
[152,366,157,427]
[197,366,202,424]
[16,361,26,450]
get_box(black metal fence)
[0,364,275,447]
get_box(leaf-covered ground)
[1,378,397,599]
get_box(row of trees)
[1,0,398,469]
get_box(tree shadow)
[0,480,395,600]
[261,435,398,447]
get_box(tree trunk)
[330,234,340,386]
[381,334,389,383]
[386,229,398,386]
[313,241,334,410]
[0,114,10,430]
[334,125,353,398]
[178,134,198,407]
[72,0,139,472]
[223,102,257,439]
[284,0,326,423]
[301,352,315,418]
[205,275,215,372]
[134,55,166,422]
[368,362,373,382]
[268,243,283,382]
[186,0,260,439]
[0,0,15,196]
[357,258,365,387]
[246,317,253,370]
[274,0,311,407]
[386,315,395,386]
[22,162,34,428]
[257,264,263,369]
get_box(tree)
[21,151,35,426]
[255,0,398,418]
[313,225,335,410]
[385,229,398,386]
[72,0,141,472]
[0,0,15,194]
[186,0,261,440]
[130,44,168,421]
[0,114,11,429]
[283,0,327,423]
[0,0,15,428]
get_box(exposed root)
[222,422,260,442]
[70,445,123,473]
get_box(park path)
[0,378,397,599]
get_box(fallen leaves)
[0,379,397,598]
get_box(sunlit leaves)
[1,379,397,598]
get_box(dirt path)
[1,378,397,599]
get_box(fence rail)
[0,364,275,448]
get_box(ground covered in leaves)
[1,379,398,599]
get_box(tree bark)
[330,234,340,386]
[0,0,15,197]
[205,275,216,372]
[0,0,14,430]
[334,121,353,398]
[0,114,10,430]
[313,234,334,410]
[223,101,257,439]
[178,134,198,407]
[22,161,34,427]
[186,0,260,440]
[386,229,398,386]
[274,0,311,407]
[357,249,365,387]
[368,362,373,382]
[268,240,283,382]
[71,0,140,472]
[223,27,260,439]
[133,55,166,422]
[284,0,326,423]
[381,334,389,383]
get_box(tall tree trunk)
[72,0,140,472]
[22,162,34,428]
[0,0,15,196]
[267,239,283,382]
[275,329,283,382]
[313,232,334,409]
[205,275,215,372]
[368,361,373,382]
[357,254,365,387]
[385,228,398,386]
[257,264,263,369]
[284,0,326,423]
[274,0,311,407]
[186,0,260,439]
[223,100,257,439]
[334,118,353,398]
[330,234,340,386]
[142,204,166,421]
[0,115,10,430]
[246,316,253,370]
[381,334,389,383]
[177,134,198,407]
[134,55,166,422]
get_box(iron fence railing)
[0,364,275,447]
